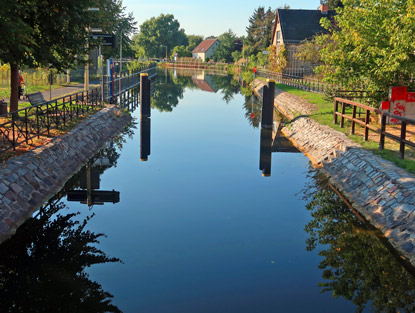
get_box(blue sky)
[123,0,322,37]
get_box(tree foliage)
[316,0,415,100]
[186,35,204,55]
[244,7,275,56]
[0,0,134,112]
[132,14,188,59]
[212,30,240,62]
[0,201,122,313]
[303,171,415,312]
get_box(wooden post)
[351,104,356,134]
[400,121,407,159]
[261,79,275,129]
[334,100,338,124]
[140,73,151,118]
[379,114,386,150]
[340,102,345,128]
[364,110,370,141]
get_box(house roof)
[273,9,335,44]
[191,78,216,93]
[192,39,217,54]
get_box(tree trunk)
[10,64,19,113]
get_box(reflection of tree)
[242,95,262,128]
[0,201,121,313]
[151,71,193,112]
[211,75,240,103]
[304,171,415,313]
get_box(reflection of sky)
[62,87,356,313]
[123,0,320,37]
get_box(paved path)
[4,83,99,103]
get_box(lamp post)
[84,8,100,91]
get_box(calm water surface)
[1,70,415,313]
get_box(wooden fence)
[334,97,415,159]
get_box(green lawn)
[274,83,415,173]
[0,83,80,98]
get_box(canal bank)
[0,106,131,244]
[267,84,415,266]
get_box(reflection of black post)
[140,117,151,161]
[140,73,151,118]
[259,128,273,177]
[261,79,275,129]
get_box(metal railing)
[0,66,158,155]
[334,97,415,159]
[256,69,331,93]
[0,87,102,154]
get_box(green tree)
[323,0,344,10]
[0,0,93,112]
[317,0,415,101]
[212,30,238,62]
[0,0,133,112]
[172,45,191,58]
[186,35,204,54]
[133,14,188,59]
[244,7,275,56]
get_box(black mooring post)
[261,79,275,129]
[140,117,151,161]
[140,73,151,118]
[259,128,272,177]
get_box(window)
[276,31,281,44]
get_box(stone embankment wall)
[0,106,132,244]
[272,87,415,267]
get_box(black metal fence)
[0,66,157,155]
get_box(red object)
[390,86,407,101]
[250,112,255,119]
[253,67,257,73]
[381,101,390,110]
[407,92,415,102]
[18,74,24,86]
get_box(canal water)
[1,69,415,313]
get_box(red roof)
[191,78,216,93]
[192,39,217,53]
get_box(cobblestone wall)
[0,106,131,244]
[274,89,415,267]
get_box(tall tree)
[212,30,239,63]
[186,35,204,54]
[132,14,188,59]
[244,7,275,56]
[0,0,133,112]
[317,0,415,100]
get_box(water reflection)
[0,201,122,313]
[259,124,300,177]
[140,117,151,161]
[303,171,415,312]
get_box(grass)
[0,82,80,99]
[274,83,415,173]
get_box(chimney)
[319,4,329,14]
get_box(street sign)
[90,33,116,48]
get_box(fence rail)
[334,97,415,159]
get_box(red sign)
[253,67,257,73]
[381,101,390,110]
[407,92,415,102]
